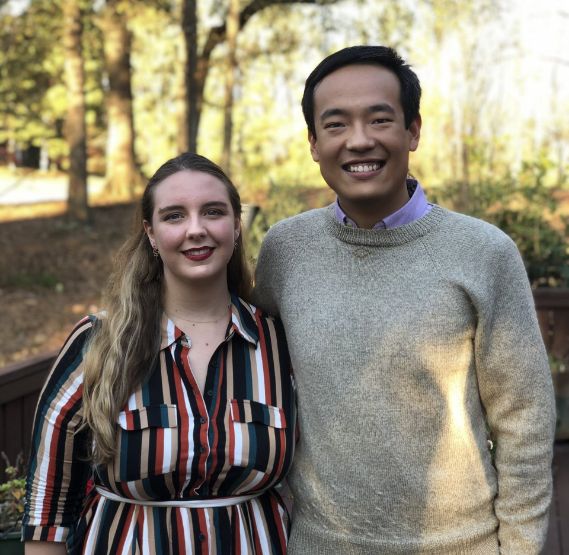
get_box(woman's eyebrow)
[157,204,185,214]
[202,201,230,209]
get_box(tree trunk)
[180,0,339,155]
[63,0,89,223]
[176,42,189,153]
[182,0,199,152]
[100,0,141,200]
[221,0,240,172]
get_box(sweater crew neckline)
[323,203,446,247]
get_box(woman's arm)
[22,317,94,545]
[25,541,67,555]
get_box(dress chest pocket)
[113,404,178,482]
[229,399,288,473]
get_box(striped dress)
[22,296,296,554]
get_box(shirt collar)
[160,293,259,350]
[335,178,430,230]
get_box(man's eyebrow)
[319,108,347,122]
[368,103,396,114]
[319,103,396,122]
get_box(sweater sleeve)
[473,236,555,554]
[22,316,94,543]
[253,225,283,317]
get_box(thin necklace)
[170,305,230,325]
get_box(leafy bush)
[432,160,569,287]
[0,464,26,533]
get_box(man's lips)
[183,247,214,261]
[343,160,386,173]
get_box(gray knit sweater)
[253,204,555,555]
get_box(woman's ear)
[234,220,241,242]
[143,220,154,245]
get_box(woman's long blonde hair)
[82,153,252,464]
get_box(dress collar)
[160,293,259,350]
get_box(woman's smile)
[183,246,214,261]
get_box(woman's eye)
[163,213,183,221]
[205,208,224,216]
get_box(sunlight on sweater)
[419,340,496,543]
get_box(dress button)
[200,417,206,424]
[206,389,213,397]
[199,445,205,454]
[198,533,206,541]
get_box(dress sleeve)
[473,237,556,553]
[22,316,95,543]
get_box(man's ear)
[308,130,320,162]
[408,114,422,152]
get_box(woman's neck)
[162,276,231,322]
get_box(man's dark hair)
[301,45,421,137]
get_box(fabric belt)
[95,486,265,508]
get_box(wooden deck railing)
[0,350,57,478]
[534,288,569,363]
[544,441,569,554]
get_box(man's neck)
[336,179,429,230]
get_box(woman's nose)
[185,217,207,238]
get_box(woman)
[23,153,295,554]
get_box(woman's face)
[144,170,240,290]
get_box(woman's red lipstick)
[184,247,214,261]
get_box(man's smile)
[343,160,386,173]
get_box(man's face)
[309,63,421,227]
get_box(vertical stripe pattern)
[23,296,296,554]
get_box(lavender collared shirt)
[334,179,432,230]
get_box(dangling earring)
[234,240,238,249]
[152,244,159,258]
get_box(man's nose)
[346,123,374,151]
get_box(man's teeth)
[347,163,381,173]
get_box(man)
[254,45,555,554]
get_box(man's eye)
[323,122,344,129]
[373,118,392,124]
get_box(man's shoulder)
[264,206,329,241]
[439,207,517,251]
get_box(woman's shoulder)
[36,315,98,407]
[65,313,99,344]
[52,312,104,369]
[238,298,277,322]
[234,297,284,336]
[251,303,288,342]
